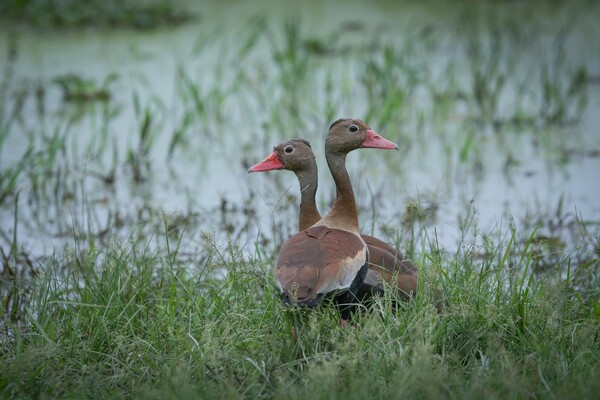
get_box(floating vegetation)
[0,0,194,30]
[53,74,116,103]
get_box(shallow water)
[1,0,599,260]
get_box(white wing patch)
[317,247,368,294]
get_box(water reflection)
[0,0,599,264]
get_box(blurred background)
[1,0,599,278]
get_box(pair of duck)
[249,118,417,327]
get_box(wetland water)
[1,0,599,263]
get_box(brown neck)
[321,150,359,232]
[295,168,321,231]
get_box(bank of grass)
[1,223,599,399]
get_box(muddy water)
[1,0,599,259]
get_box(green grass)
[1,218,599,399]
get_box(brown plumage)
[249,138,418,304]
[276,226,367,306]
[250,119,399,322]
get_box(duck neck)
[295,167,321,231]
[323,151,359,232]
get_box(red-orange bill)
[361,129,398,150]
[248,151,285,173]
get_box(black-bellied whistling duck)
[249,138,418,304]
[251,119,398,325]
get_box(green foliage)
[1,223,599,399]
[0,0,192,29]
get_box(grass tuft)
[1,221,599,398]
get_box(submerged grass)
[0,2,594,225]
[1,218,599,399]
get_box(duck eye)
[284,145,294,154]
[348,124,359,133]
